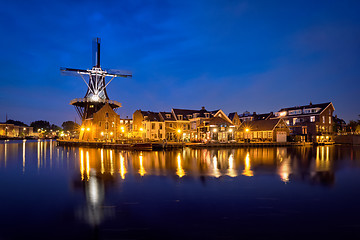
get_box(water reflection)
[1,141,360,229]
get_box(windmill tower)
[61,38,132,121]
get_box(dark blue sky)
[1,0,359,126]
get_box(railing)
[70,98,121,107]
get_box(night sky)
[1,0,359,126]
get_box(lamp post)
[177,129,182,142]
[245,128,249,142]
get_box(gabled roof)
[209,117,234,126]
[228,112,236,121]
[240,119,286,131]
[214,110,233,124]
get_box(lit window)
[310,116,315,122]
[329,116,332,124]
[322,116,325,124]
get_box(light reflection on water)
[1,140,360,239]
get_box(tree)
[6,119,28,127]
[346,120,359,133]
[62,121,80,132]
[30,120,51,131]
[50,124,62,131]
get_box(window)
[99,122,102,127]
[159,123,163,130]
[178,115,183,120]
[310,116,315,122]
[112,122,115,128]
[286,120,290,125]
[205,113,210,118]
[120,120,124,124]
[329,116,332,124]
[166,114,171,118]
[106,112,109,117]
[105,122,109,130]
[152,123,155,129]
[322,116,325,124]
[293,118,297,125]
[169,123,173,128]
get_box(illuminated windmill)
[61,38,132,120]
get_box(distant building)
[133,107,233,142]
[272,102,335,142]
[0,123,33,138]
[238,119,290,142]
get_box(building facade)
[238,119,290,142]
[272,102,335,142]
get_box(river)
[0,140,360,239]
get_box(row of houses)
[78,101,337,143]
[0,123,34,138]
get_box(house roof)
[172,107,217,120]
[254,112,274,120]
[141,111,161,121]
[279,102,333,113]
[159,112,176,121]
[209,117,233,126]
[228,112,236,121]
[240,119,284,131]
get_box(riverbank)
[57,139,314,150]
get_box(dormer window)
[205,113,210,118]
[187,115,192,119]
[166,114,171,118]
[178,115,183,120]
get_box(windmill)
[61,38,132,120]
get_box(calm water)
[1,140,360,239]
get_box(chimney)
[201,106,205,110]
[310,101,312,106]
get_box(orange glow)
[176,153,185,178]
[177,129,181,134]
[242,152,253,177]
[86,151,90,180]
[139,154,146,176]
[119,153,127,179]
[80,149,84,181]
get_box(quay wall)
[335,135,360,145]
